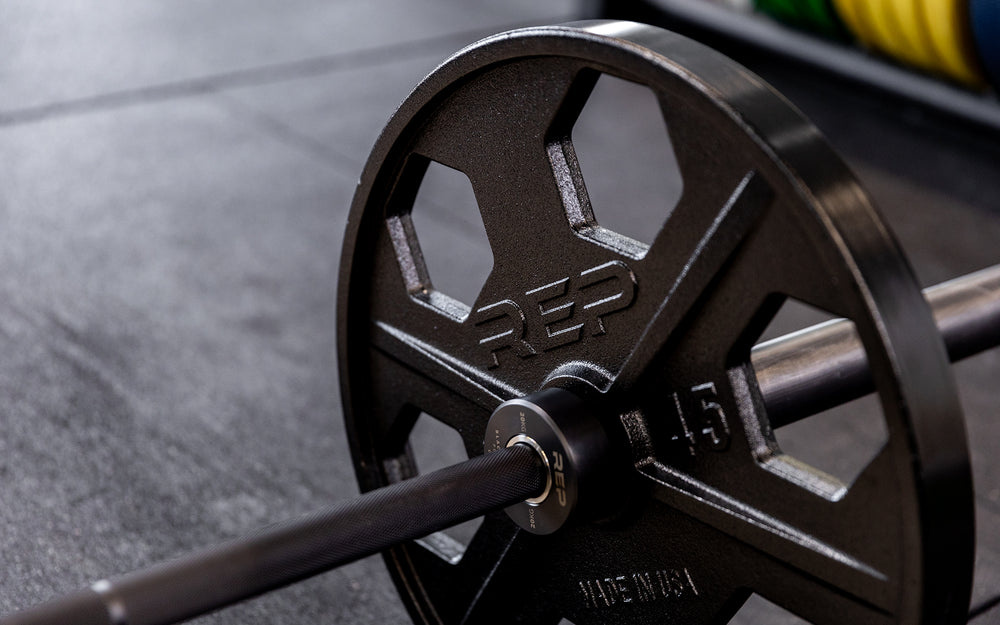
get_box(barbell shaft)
[755,263,1000,427]
[0,444,546,625]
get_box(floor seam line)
[213,92,363,176]
[0,15,572,129]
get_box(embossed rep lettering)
[472,260,637,368]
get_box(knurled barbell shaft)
[755,263,1000,427]
[0,444,546,625]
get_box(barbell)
[4,19,999,625]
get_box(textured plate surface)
[339,20,974,625]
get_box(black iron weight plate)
[337,20,974,625]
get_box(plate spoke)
[639,455,898,614]
[409,57,597,264]
[610,173,773,392]
[744,551,900,625]
[370,320,522,413]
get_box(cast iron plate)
[338,20,974,625]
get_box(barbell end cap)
[485,388,617,535]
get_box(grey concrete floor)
[2,2,1000,624]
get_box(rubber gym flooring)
[2,2,1000,623]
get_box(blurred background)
[2,1,1000,623]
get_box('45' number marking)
[671,382,730,454]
